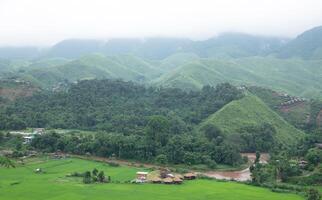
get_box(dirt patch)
[201,153,269,182]
[279,102,305,113]
[0,87,38,101]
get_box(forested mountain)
[277,26,322,59]
[0,79,242,131]
[0,79,305,151]
[0,47,41,59]
[0,33,288,60]
[155,57,322,98]
[46,39,104,59]
[190,33,287,58]
[1,26,322,98]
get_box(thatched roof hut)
[151,177,162,184]
[183,173,196,180]
[173,177,183,184]
[163,177,174,184]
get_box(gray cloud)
[1,0,322,46]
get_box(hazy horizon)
[1,0,322,46]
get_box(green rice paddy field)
[0,158,304,200]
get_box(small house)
[298,160,308,168]
[136,172,148,181]
[166,173,175,178]
[183,173,196,180]
[33,128,45,135]
[173,177,183,184]
[23,136,34,144]
[151,177,162,184]
[163,177,174,184]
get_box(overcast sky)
[1,0,322,46]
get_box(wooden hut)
[163,177,174,184]
[136,172,148,181]
[173,177,183,184]
[183,173,196,180]
[151,177,162,184]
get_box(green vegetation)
[0,157,304,200]
[199,95,304,148]
[278,26,322,59]
[155,57,322,99]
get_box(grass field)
[0,157,304,200]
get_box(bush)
[107,162,120,167]
[306,188,321,200]
[83,171,92,184]
[155,154,168,165]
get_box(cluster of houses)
[9,128,45,144]
[134,169,196,184]
[280,97,306,107]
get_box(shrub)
[306,188,321,200]
[107,162,120,167]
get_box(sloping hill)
[199,95,304,147]
[20,54,161,88]
[155,57,322,98]
[192,33,287,58]
[277,26,322,59]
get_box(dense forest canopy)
[0,80,250,166]
[1,79,243,132]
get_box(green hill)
[199,95,304,147]
[277,26,322,59]
[19,54,161,88]
[155,57,322,98]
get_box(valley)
[1,24,322,200]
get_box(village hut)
[176,174,184,179]
[173,177,183,184]
[151,177,162,184]
[163,177,174,184]
[298,160,308,168]
[136,172,148,181]
[159,168,171,178]
[183,173,196,180]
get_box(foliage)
[306,188,321,200]
[2,79,242,132]
[0,156,15,168]
[306,148,322,166]
[199,95,304,150]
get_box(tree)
[255,151,261,164]
[92,168,98,176]
[83,171,91,184]
[201,124,223,141]
[0,156,15,168]
[155,154,168,165]
[146,116,170,146]
[307,188,321,200]
[0,132,4,142]
[97,171,106,183]
[306,148,322,166]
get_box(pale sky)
[1,0,322,46]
